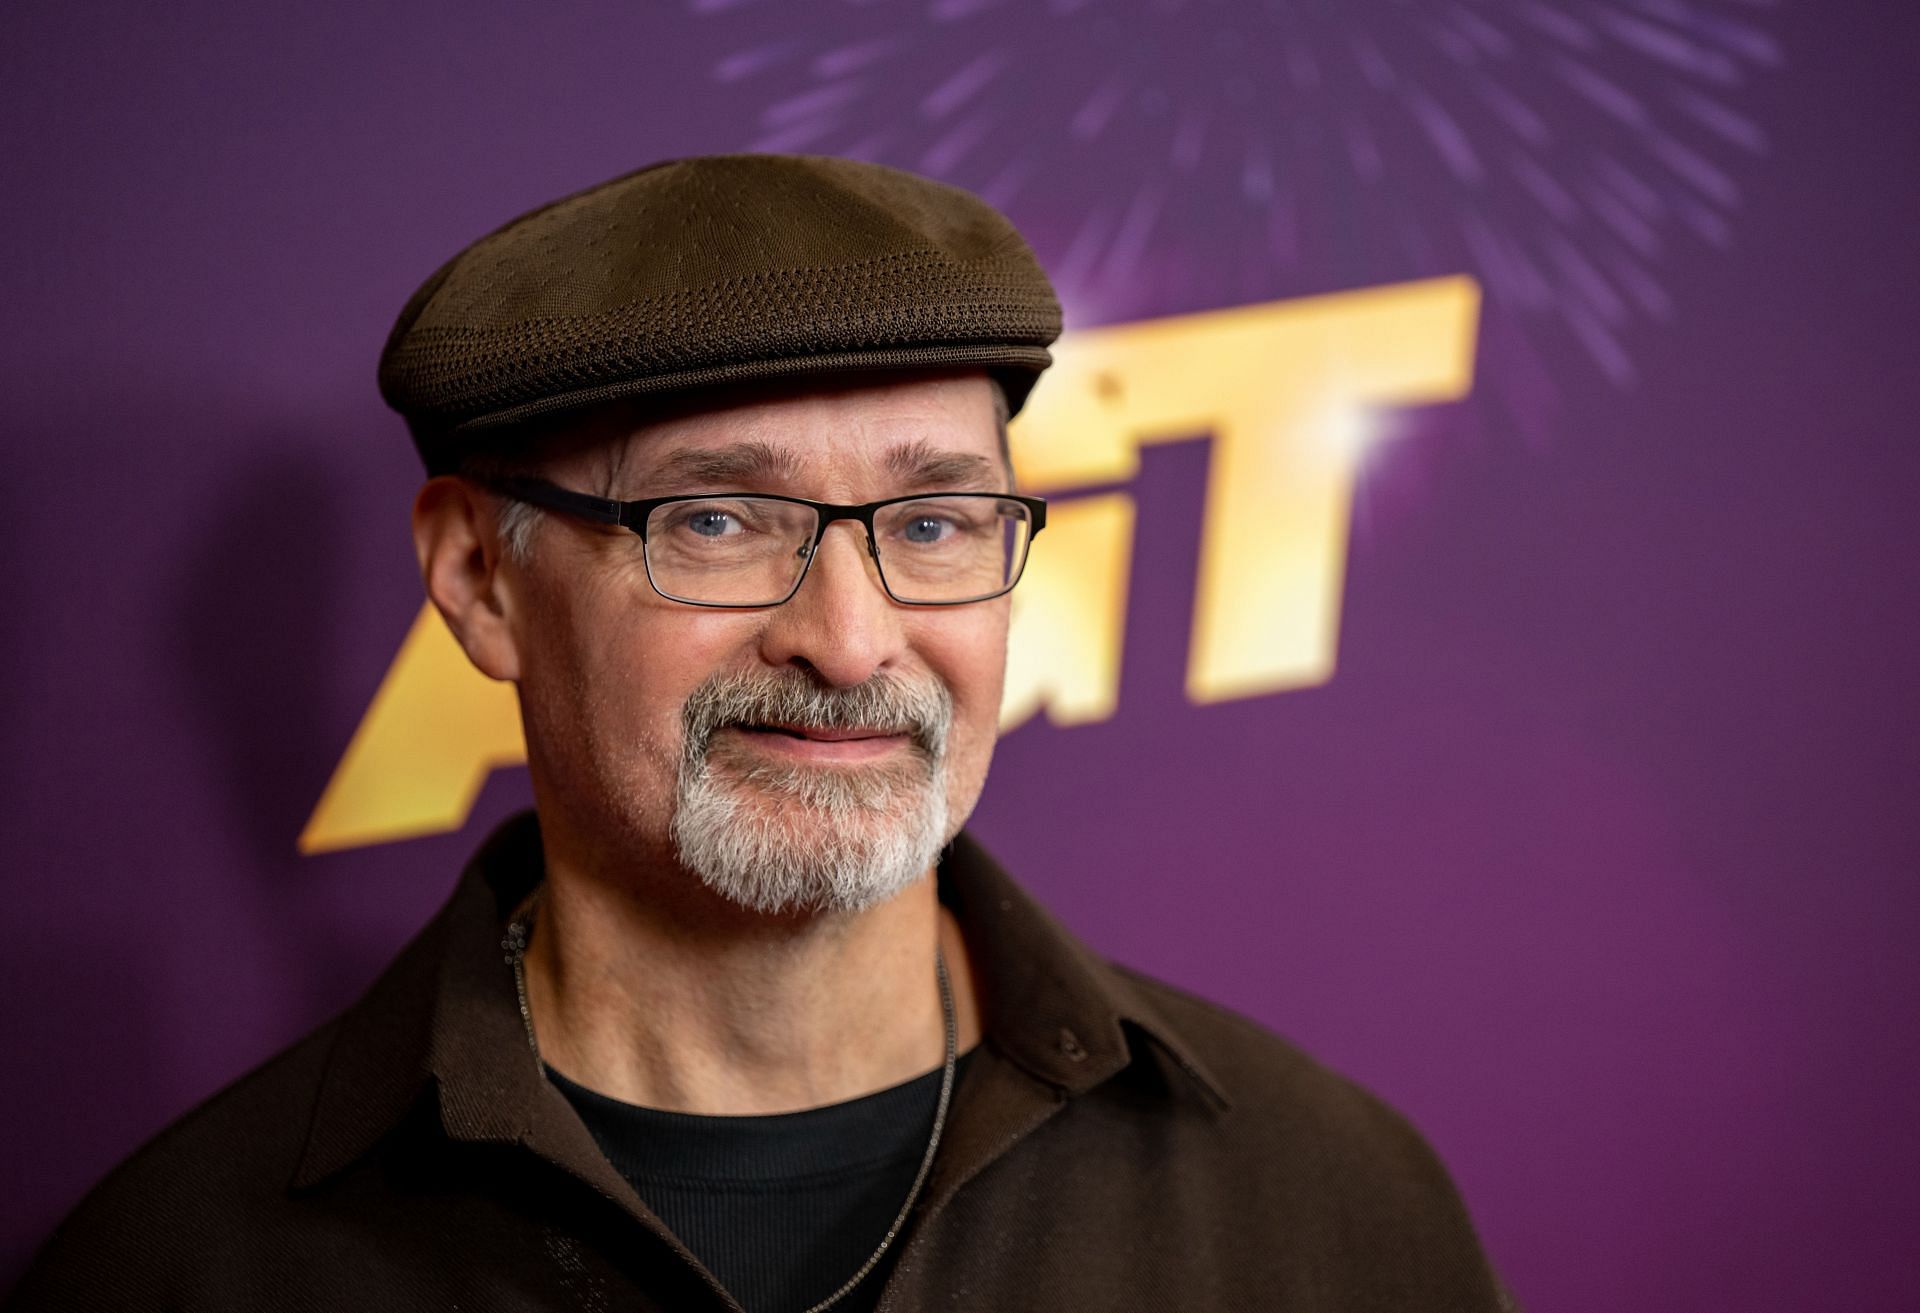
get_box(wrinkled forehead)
[539,371,1010,498]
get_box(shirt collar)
[292,811,1228,1191]
[935,830,1230,1110]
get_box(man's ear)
[411,476,524,683]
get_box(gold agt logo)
[301,276,1481,855]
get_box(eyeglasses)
[489,476,1047,608]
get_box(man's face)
[500,371,1012,916]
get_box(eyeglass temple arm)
[488,476,635,529]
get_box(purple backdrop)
[4,2,1917,1308]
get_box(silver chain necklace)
[503,889,958,1313]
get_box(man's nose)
[754,520,906,686]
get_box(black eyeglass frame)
[486,475,1048,609]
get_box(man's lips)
[723,723,914,761]
[751,723,893,741]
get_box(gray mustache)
[681,670,953,763]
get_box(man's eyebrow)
[884,439,1002,489]
[640,440,804,489]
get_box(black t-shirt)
[546,1052,973,1313]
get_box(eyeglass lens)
[643,496,1033,605]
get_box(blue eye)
[686,510,737,537]
[902,515,950,544]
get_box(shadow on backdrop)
[165,441,407,1024]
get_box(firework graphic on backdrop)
[692,0,1782,429]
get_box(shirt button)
[1058,1028,1088,1062]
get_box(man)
[9,155,1512,1311]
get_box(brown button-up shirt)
[8,813,1512,1312]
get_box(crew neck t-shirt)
[546,1052,973,1313]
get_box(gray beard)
[668,670,953,916]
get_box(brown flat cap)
[379,154,1062,470]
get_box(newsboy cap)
[379,154,1062,471]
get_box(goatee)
[669,668,954,915]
